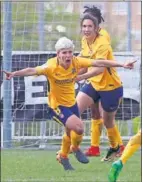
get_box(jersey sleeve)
[77,57,92,69]
[105,32,111,43]
[104,30,111,43]
[80,37,85,56]
[107,34,111,42]
[100,28,111,43]
[35,63,50,77]
[96,44,111,60]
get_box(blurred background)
[1,1,141,52]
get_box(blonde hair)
[55,37,75,52]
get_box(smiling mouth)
[85,33,90,36]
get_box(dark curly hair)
[80,13,99,30]
[83,6,104,24]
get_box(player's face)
[81,19,97,40]
[57,48,73,69]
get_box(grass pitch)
[1,149,141,182]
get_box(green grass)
[1,149,141,182]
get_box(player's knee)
[74,123,84,135]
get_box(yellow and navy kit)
[35,56,92,109]
[80,30,122,91]
[98,28,111,42]
[48,103,80,126]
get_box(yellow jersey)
[80,30,122,91]
[99,28,111,43]
[35,56,92,108]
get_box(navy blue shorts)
[48,103,80,126]
[80,83,123,112]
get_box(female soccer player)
[58,6,124,158]
[75,11,129,162]
[81,6,124,157]
[108,130,141,182]
[3,37,135,170]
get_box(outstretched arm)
[91,60,136,69]
[76,60,136,82]
[3,67,37,80]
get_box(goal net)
[1,1,141,147]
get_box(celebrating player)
[3,37,135,170]
[57,6,124,158]
[73,9,131,161]
[108,130,141,182]
[80,5,125,157]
